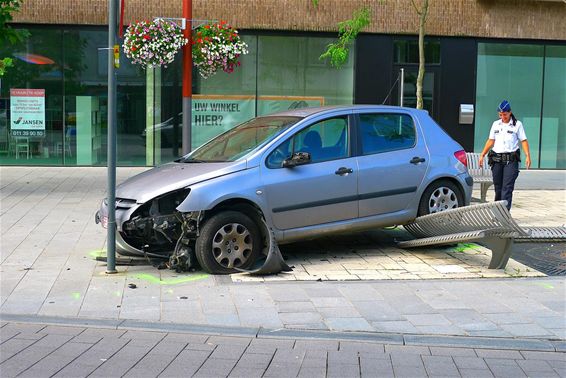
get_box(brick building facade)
[13,0,566,40]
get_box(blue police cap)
[497,100,511,112]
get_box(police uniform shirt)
[488,119,527,153]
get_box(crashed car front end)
[96,188,195,257]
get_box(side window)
[266,138,292,168]
[266,116,348,168]
[295,117,348,163]
[359,113,416,155]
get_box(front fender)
[176,166,271,219]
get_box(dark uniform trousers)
[491,161,519,210]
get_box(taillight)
[454,150,467,167]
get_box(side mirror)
[282,152,311,168]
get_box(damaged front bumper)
[95,198,292,275]
[95,198,148,257]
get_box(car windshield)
[181,116,301,162]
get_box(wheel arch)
[422,176,465,199]
[203,198,268,242]
[417,176,466,216]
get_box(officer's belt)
[491,151,519,163]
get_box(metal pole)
[106,0,118,274]
[181,0,192,156]
[399,68,404,107]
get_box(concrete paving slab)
[1,167,565,351]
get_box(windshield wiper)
[180,158,206,163]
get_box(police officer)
[479,100,531,210]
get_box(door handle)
[335,167,353,175]
[410,156,426,164]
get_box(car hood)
[116,160,247,203]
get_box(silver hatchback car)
[96,105,472,274]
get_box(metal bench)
[398,201,530,269]
[466,152,492,202]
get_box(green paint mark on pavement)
[452,243,479,253]
[535,282,554,289]
[72,292,81,300]
[89,249,106,258]
[133,273,209,285]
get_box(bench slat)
[398,201,530,269]
[398,230,518,248]
[466,152,493,202]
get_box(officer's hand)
[479,155,484,168]
[525,156,531,169]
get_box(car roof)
[265,105,423,118]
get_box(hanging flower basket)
[123,18,188,69]
[192,20,248,79]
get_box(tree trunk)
[416,0,428,110]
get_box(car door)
[355,111,429,217]
[261,115,358,230]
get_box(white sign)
[192,96,255,148]
[10,88,46,137]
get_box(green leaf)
[0,57,14,76]
[319,7,371,69]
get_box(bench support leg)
[482,236,514,269]
[480,183,490,202]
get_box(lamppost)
[106,0,118,274]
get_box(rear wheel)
[195,211,261,274]
[418,180,463,216]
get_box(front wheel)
[195,211,261,274]
[418,180,463,216]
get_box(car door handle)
[335,167,353,175]
[410,156,426,164]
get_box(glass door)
[391,66,440,121]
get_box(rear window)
[358,113,416,155]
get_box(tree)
[312,1,371,69]
[0,0,28,76]
[411,0,429,110]
[319,7,370,68]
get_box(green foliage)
[1,0,28,76]
[319,7,371,68]
[0,57,12,76]
[1,0,28,43]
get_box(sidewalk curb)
[2,313,563,352]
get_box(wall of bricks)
[11,0,566,41]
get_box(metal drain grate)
[512,243,566,276]
[516,227,566,243]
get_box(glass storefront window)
[0,27,149,166]
[540,46,566,169]
[2,28,355,167]
[475,43,544,169]
[0,28,64,165]
[257,35,354,114]
[190,35,258,150]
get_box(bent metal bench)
[466,152,493,202]
[398,201,530,269]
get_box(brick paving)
[1,321,565,378]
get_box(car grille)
[115,198,137,210]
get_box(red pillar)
[181,0,192,154]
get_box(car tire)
[195,211,261,274]
[418,179,463,216]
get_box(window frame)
[354,112,418,156]
[265,114,354,169]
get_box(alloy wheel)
[428,186,459,214]
[211,223,253,269]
